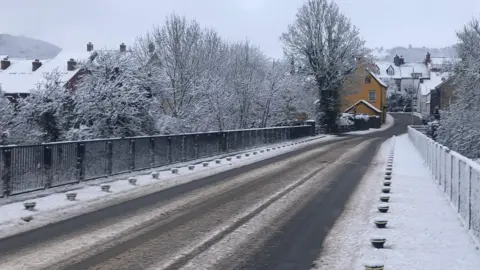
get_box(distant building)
[373,52,456,114]
[0,42,130,101]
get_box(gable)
[344,99,382,114]
[369,71,387,88]
[386,65,395,76]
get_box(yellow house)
[340,69,387,123]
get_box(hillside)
[0,34,61,59]
[372,45,458,62]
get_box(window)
[369,90,376,102]
[412,72,422,79]
[387,67,395,75]
[365,76,371,84]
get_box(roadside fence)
[0,125,313,197]
[408,126,480,242]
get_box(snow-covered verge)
[346,114,394,135]
[0,135,339,240]
[313,134,480,270]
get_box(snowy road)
[0,114,419,270]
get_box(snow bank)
[313,134,480,270]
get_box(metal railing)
[408,126,480,242]
[0,125,313,197]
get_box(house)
[341,65,388,123]
[0,42,130,101]
[428,56,457,72]
[430,76,457,112]
[416,71,450,116]
[373,52,458,113]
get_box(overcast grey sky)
[1,0,479,59]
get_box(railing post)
[106,141,113,175]
[167,136,173,164]
[450,155,453,199]
[219,132,226,153]
[435,145,438,181]
[444,149,447,191]
[149,138,155,168]
[76,142,85,181]
[180,136,186,162]
[468,165,472,229]
[2,148,11,197]
[457,158,461,212]
[43,145,53,189]
[130,139,136,171]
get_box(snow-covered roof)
[375,61,401,79]
[430,57,459,66]
[399,62,429,79]
[344,99,382,114]
[431,57,448,66]
[418,72,451,96]
[0,50,92,94]
[375,61,430,79]
[369,71,387,88]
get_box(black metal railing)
[0,125,313,197]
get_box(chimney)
[148,43,155,53]
[1,57,11,70]
[87,42,94,52]
[32,59,42,71]
[394,55,400,66]
[67,58,77,71]
[120,43,127,52]
[399,55,405,65]
[425,52,431,65]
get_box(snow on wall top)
[0,50,92,94]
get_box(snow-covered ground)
[314,134,480,270]
[0,135,340,240]
[346,114,395,135]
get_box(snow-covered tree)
[0,85,14,144]
[9,71,74,144]
[437,17,480,158]
[256,60,311,127]
[280,0,369,131]
[384,78,407,108]
[224,41,267,129]
[70,51,156,139]
[191,29,232,131]
[144,15,207,131]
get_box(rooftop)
[375,61,430,80]
[0,51,92,94]
[419,72,451,95]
